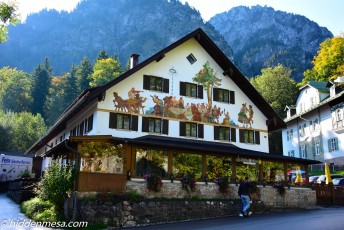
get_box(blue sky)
[17,0,343,36]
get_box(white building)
[26,28,318,192]
[283,77,344,165]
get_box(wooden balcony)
[77,172,127,193]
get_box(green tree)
[89,57,122,87]
[300,34,344,86]
[31,58,52,118]
[44,75,68,126]
[250,64,297,118]
[96,49,109,61]
[77,57,93,91]
[64,65,79,104]
[0,67,32,112]
[0,110,46,152]
[0,0,19,43]
[192,61,222,109]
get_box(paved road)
[123,206,344,230]
[0,193,51,230]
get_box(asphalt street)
[122,206,344,230]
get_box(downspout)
[65,141,81,221]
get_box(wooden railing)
[315,185,344,205]
[77,172,127,193]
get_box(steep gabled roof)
[26,28,286,153]
[299,81,330,92]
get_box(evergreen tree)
[77,57,93,91]
[64,65,79,106]
[96,49,109,61]
[31,58,52,119]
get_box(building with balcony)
[283,77,344,165]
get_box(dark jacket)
[238,181,251,196]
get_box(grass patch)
[21,197,61,222]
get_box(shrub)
[21,197,59,222]
[35,162,75,211]
[20,170,31,178]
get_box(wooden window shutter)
[143,75,150,90]
[142,117,149,132]
[163,78,169,93]
[198,124,204,138]
[87,114,94,131]
[197,85,203,99]
[214,126,219,140]
[179,122,186,136]
[131,115,138,131]
[109,113,117,129]
[230,91,235,104]
[334,137,339,151]
[213,88,219,102]
[180,82,186,96]
[255,131,260,144]
[162,119,169,135]
[239,129,244,143]
[230,128,236,142]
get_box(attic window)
[186,53,197,65]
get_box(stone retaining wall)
[76,180,316,228]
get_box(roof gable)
[27,28,286,153]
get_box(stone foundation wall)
[76,180,316,227]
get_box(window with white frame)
[288,150,295,157]
[328,137,339,152]
[301,145,306,158]
[315,140,321,155]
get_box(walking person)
[238,176,252,217]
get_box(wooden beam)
[231,156,237,182]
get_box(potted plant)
[143,174,163,192]
[180,173,197,192]
[214,176,229,193]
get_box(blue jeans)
[241,195,250,214]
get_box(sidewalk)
[0,193,50,230]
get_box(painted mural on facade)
[112,62,255,128]
[113,88,147,114]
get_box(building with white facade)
[283,77,344,165]
[26,28,318,192]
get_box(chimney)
[130,54,140,69]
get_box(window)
[300,145,306,158]
[288,150,295,157]
[299,124,305,136]
[328,137,339,152]
[109,112,138,131]
[180,122,204,138]
[239,129,260,144]
[214,126,236,142]
[142,117,168,134]
[315,140,321,156]
[213,88,235,104]
[143,75,169,93]
[180,82,203,98]
[287,129,293,141]
[186,53,197,65]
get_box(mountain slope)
[209,5,333,81]
[0,0,232,75]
